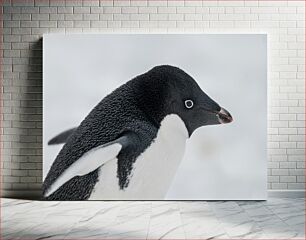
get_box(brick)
[83,0,99,6]
[4,21,20,28]
[158,7,176,14]
[4,176,20,183]
[114,1,129,6]
[289,169,304,176]
[12,28,31,35]
[289,155,304,162]
[57,6,73,14]
[12,0,34,6]
[57,20,73,28]
[251,21,279,28]
[12,170,28,177]
[39,6,57,13]
[32,13,49,20]
[280,162,296,169]
[289,135,305,142]
[279,7,297,14]
[138,6,157,13]
[297,114,305,121]
[279,128,297,135]
[218,1,243,6]
[99,14,113,20]
[251,7,279,14]
[177,7,196,14]
[90,21,107,28]
[99,0,113,6]
[185,14,202,21]
[219,14,244,20]
[4,50,21,58]
[288,148,305,155]
[73,7,90,13]
[272,183,287,189]
[185,0,202,6]
[74,21,90,28]
[195,7,209,14]
[35,0,49,6]
[12,14,31,20]
[148,0,167,7]
[3,6,21,13]
[279,114,296,120]
[131,0,147,6]
[21,6,39,13]
[288,183,305,189]
[169,14,184,21]
[271,121,288,128]
[195,21,209,28]
[4,35,21,43]
[177,21,195,28]
[297,175,305,183]
[234,7,250,13]
[49,0,65,6]
[65,14,83,20]
[83,13,99,20]
[90,6,104,13]
[114,14,129,21]
[280,142,296,148]
[210,21,234,28]
[280,176,296,183]
[269,162,279,169]
[130,14,149,21]
[289,121,305,128]
[121,20,139,28]
[103,6,120,14]
[39,21,57,28]
[107,21,121,28]
[139,20,157,28]
[121,7,138,14]
[271,155,288,162]
[20,176,37,183]
[2,169,12,176]
[50,14,65,20]
[243,14,258,20]
[31,28,49,35]
[158,21,176,28]
[150,14,167,21]
[279,100,299,107]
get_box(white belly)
[89,114,188,200]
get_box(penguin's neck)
[125,114,189,199]
[158,114,189,144]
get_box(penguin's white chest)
[89,114,188,200]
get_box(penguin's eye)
[184,99,194,109]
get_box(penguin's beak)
[217,107,233,124]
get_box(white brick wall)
[1,0,305,197]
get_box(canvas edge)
[1,190,304,200]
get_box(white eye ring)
[185,99,194,109]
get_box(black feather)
[48,127,77,145]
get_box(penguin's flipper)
[48,127,77,145]
[44,134,133,197]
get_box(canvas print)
[43,34,267,200]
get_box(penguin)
[43,65,233,200]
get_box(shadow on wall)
[6,39,43,200]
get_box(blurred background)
[43,34,267,200]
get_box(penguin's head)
[136,65,233,136]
